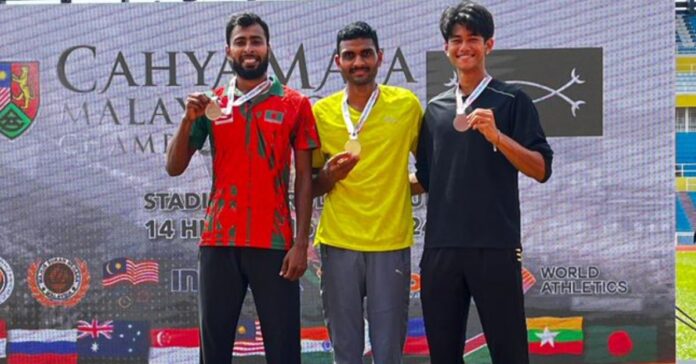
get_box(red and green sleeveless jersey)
[189,76,319,250]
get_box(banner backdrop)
[0,1,674,363]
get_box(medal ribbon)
[341,85,380,140]
[207,76,272,123]
[455,74,492,116]
[223,76,272,114]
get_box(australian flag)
[76,320,149,363]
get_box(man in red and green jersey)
[166,12,318,364]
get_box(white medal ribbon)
[207,76,272,124]
[341,85,380,140]
[453,74,492,132]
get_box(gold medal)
[341,86,378,157]
[344,139,361,156]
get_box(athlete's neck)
[236,74,268,94]
[346,81,378,112]
[457,67,487,95]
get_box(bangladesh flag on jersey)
[527,316,584,355]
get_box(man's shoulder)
[313,90,344,112]
[486,79,524,100]
[379,85,420,108]
[278,84,309,101]
[427,87,455,106]
[380,84,417,99]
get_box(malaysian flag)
[0,63,11,110]
[232,319,264,356]
[102,258,158,287]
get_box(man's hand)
[409,172,425,195]
[280,243,308,281]
[312,151,359,197]
[468,108,548,181]
[323,151,359,184]
[468,108,500,146]
[166,93,210,176]
[184,93,211,122]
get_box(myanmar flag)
[583,325,657,363]
[527,316,584,355]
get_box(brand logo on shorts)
[28,257,90,307]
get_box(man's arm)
[494,131,546,182]
[408,94,426,196]
[280,149,313,281]
[166,117,197,176]
[294,149,313,249]
[414,112,432,192]
[312,167,335,198]
[166,93,210,176]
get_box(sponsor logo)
[28,257,90,307]
[426,48,603,136]
[171,268,198,293]
[118,295,133,309]
[0,62,40,140]
[0,257,14,305]
[538,265,629,295]
[522,267,536,294]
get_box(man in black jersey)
[414,2,553,363]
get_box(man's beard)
[232,55,270,80]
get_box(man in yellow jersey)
[311,21,422,364]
